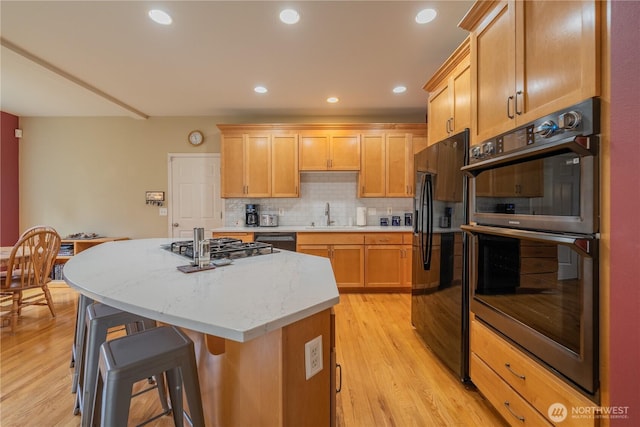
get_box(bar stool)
[93,325,205,427]
[76,303,170,427]
[71,294,94,392]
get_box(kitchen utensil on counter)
[246,204,259,227]
[260,214,278,227]
[356,207,367,226]
[380,217,389,226]
[392,216,401,226]
[193,227,205,265]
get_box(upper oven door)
[467,145,598,234]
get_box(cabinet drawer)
[364,233,402,245]
[296,232,364,245]
[471,320,597,427]
[471,353,552,427]
[213,232,254,243]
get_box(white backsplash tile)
[224,172,413,227]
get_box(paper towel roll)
[356,207,367,226]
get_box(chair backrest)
[19,225,58,239]
[3,228,61,290]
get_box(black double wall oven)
[462,98,600,397]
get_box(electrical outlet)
[305,335,323,380]
[278,208,284,215]
[387,207,392,215]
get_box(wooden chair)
[1,228,61,333]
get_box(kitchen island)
[63,238,340,426]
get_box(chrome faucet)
[325,202,334,226]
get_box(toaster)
[260,214,279,227]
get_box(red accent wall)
[610,1,640,425]
[0,111,20,245]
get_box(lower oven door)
[462,224,598,395]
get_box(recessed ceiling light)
[148,9,172,25]
[393,86,407,94]
[327,97,339,104]
[415,9,437,24]
[280,9,300,25]
[254,86,268,94]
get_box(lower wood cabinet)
[212,232,254,242]
[470,318,598,427]
[297,232,411,292]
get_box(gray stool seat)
[77,303,168,427]
[93,325,205,427]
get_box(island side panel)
[283,308,332,426]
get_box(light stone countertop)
[63,238,339,342]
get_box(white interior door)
[168,154,223,238]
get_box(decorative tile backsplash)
[224,172,413,227]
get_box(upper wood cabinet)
[423,37,471,146]
[359,126,425,198]
[271,134,299,197]
[220,133,271,198]
[460,0,600,144]
[299,131,360,171]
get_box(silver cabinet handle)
[503,401,525,422]
[507,95,515,119]
[505,362,526,380]
[515,90,523,115]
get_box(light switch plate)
[159,207,168,216]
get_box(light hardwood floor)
[0,286,505,426]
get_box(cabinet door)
[332,245,364,288]
[359,134,386,197]
[401,245,412,287]
[272,134,299,197]
[386,134,413,197]
[428,83,452,145]
[221,134,246,197]
[471,0,516,144]
[516,1,599,124]
[245,134,271,197]
[451,60,471,134]
[300,133,329,170]
[365,245,403,288]
[298,244,331,259]
[329,133,360,170]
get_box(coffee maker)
[245,204,259,227]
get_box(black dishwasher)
[254,232,297,252]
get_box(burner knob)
[559,111,582,130]
[535,120,559,138]
[482,142,495,156]
[470,145,482,159]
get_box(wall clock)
[188,130,204,146]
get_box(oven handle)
[460,224,596,257]
[461,135,598,177]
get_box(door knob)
[172,223,179,227]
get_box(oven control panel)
[469,98,598,164]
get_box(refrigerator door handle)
[423,174,433,269]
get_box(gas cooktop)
[165,238,275,261]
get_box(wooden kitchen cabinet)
[364,233,412,291]
[424,37,471,146]
[460,0,600,144]
[271,134,299,197]
[359,133,415,197]
[220,133,271,197]
[470,318,597,427]
[212,232,254,242]
[299,131,360,171]
[297,233,365,289]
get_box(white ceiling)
[0,1,472,119]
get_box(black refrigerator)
[411,129,470,383]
